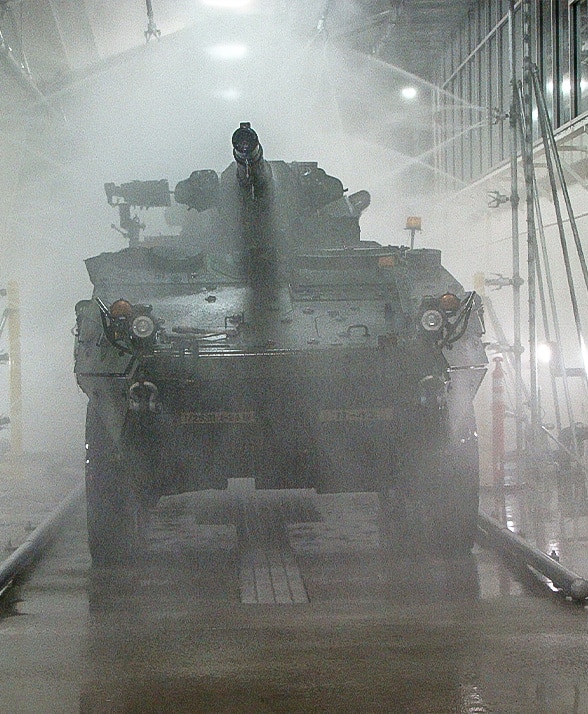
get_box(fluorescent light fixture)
[201,0,251,8]
[206,43,248,61]
[401,86,418,100]
[216,88,242,101]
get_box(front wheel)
[380,415,479,558]
[85,405,143,565]
[426,439,479,555]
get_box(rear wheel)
[85,404,143,565]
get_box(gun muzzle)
[232,122,271,190]
[232,122,262,164]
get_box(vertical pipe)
[144,0,161,41]
[7,281,23,456]
[508,0,524,462]
[521,0,540,446]
[530,176,565,436]
[433,85,441,193]
[551,0,560,126]
[492,356,507,524]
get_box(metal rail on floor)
[478,510,588,602]
[4,486,587,605]
[0,483,84,597]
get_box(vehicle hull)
[82,346,467,499]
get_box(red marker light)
[110,299,133,318]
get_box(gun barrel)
[231,122,271,189]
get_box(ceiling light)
[216,88,242,101]
[537,342,553,364]
[206,43,248,61]
[401,86,418,100]
[200,0,251,8]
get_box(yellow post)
[7,281,23,456]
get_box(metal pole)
[0,484,84,596]
[492,356,507,524]
[531,180,565,436]
[532,78,586,434]
[509,0,524,461]
[144,0,161,41]
[7,281,22,456]
[478,511,588,601]
[521,0,540,447]
[0,26,44,102]
[531,65,588,298]
[514,80,579,456]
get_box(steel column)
[7,282,22,456]
[492,356,507,524]
[508,0,524,461]
[521,0,540,446]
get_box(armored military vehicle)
[74,123,487,564]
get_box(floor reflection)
[1,487,587,713]
[480,457,588,583]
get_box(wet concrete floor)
[1,484,588,713]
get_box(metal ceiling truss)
[0,0,43,100]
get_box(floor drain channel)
[236,492,309,605]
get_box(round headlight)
[420,309,443,332]
[131,315,155,339]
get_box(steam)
[0,7,456,453]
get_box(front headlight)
[131,314,155,339]
[420,309,443,332]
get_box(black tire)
[426,435,479,555]
[85,404,143,565]
[446,407,481,553]
[380,413,480,558]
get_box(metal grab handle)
[129,381,161,413]
[347,324,370,338]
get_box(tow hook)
[129,381,161,413]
